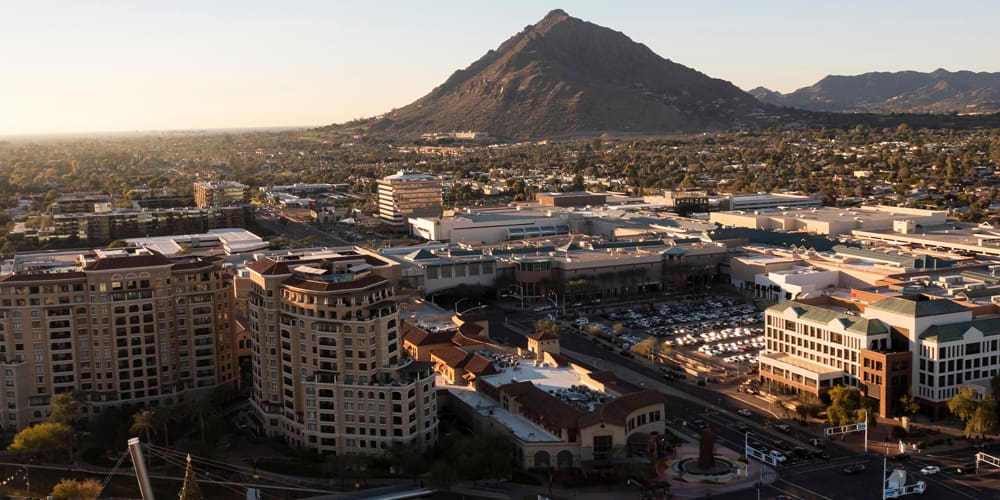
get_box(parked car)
[737,409,752,417]
[844,464,866,474]
[775,424,791,433]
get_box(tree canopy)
[826,385,864,427]
[49,478,102,500]
[48,392,84,426]
[8,422,73,460]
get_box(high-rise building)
[377,171,442,226]
[0,248,237,429]
[245,250,437,454]
[193,181,249,208]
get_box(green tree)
[8,422,73,460]
[49,478,102,500]
[632,337,657,359]
[612,322,625,337]
[898,394,920,417]
[947,387,979,422]
[388,442,427,481]
[48,392,84,427]
[533,319,560,337]
[429,459,459,491]
[795,392,823,420]
[826,385,863,427]
[130,409,156,443]
[948,387,997,436]
[455,432,513,485]
[967,404,997,437]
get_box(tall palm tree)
[130,409,156,443]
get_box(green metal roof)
[769,301,888,336]
[846,318,890,335]
[867,296,970,317]
[920,317,1000,343]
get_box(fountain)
[671,426,740,482]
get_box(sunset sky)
[3,0,996,135]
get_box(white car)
[737,409,752,417]
[920,465,940,475]
[769,450,787,463]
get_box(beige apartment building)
[194,180,249,208]
[0,248,237,429]
[377,171,442,226]
[245,251,438,455]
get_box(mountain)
[363,9,774,139]
[752,69,1000,114]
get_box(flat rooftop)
[480,362,602,394]
[760,352,843,377]
[445,383,560,442]
[125,228,267,257]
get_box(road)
[254,209,353,247]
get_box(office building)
[377,171,442,227]
[762,291,1000,417]
[245,251,438,454]
[0,248,237,429]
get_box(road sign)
[858,423,866,431]
[884,489,897,497]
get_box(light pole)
[547,290,564,316]
[455,297,472,315]
[862,409,869,453]
[507,284,525,309]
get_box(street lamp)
[454,297,473,315]
[861,408,869,453]
[547,290,564,316]
[506,284,525,309]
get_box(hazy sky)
[2,1,996,135]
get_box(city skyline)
[3,0,997,136]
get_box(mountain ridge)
[361,9,776,139]
[752,69,1000,114]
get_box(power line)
[99,449,132,494]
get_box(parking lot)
[573,295,765,374]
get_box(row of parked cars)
[666,327,763,347]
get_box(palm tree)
[130,409,156,443]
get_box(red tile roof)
[401,321,455,346]
[451,328,488,346]
[462,354,498,377]
[526,330,559,341]
[0,272,86,282]
[246,258,290,275]
[501,381,583,430]
[430,345,470,368]
[578,390,667,428]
